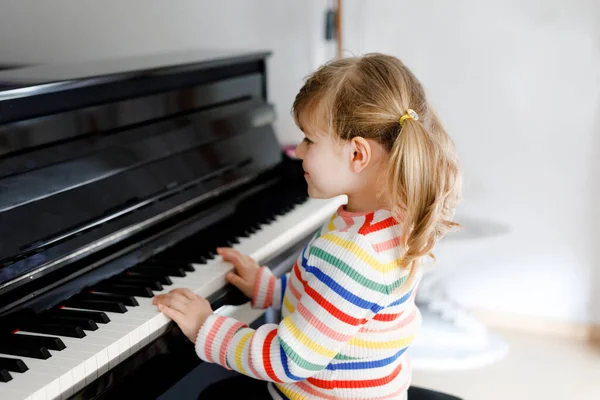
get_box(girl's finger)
[226,271,245,287]
[220,250,245,269]
[217,247,237,257]
[156,295,187,312]
[172,287,197,301]
[242,254,256,268]
[169,291,191,304]
[158,304,185,324]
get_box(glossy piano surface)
[0,50,267,92]
[0,188,344,399]
[0,50,346,400]
[0,49,277,292]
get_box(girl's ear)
[348,137,372,173]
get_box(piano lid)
[0,49,271,125]
[0,49,283,294]
[0,49,270,97]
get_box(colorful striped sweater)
[195,205,422,399]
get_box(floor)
[411,329,600,400]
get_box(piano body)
[0,50,345,400]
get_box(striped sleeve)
[195,231,387,382]
[251,267,289,310]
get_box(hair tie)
[399,109,419,126]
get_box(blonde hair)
[292,53,462,271]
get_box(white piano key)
[18,349,85,397]
[32,389,45,400]
[245,196,340,260]
[1,197,345,400]
[13,331,103,385]
[99,321,142,353]
[99,311,155,352]
[14,332,105,373]
[15,313,123,369]
[57,307,151,365]
[3,390,33,400]
[0,356,64,399]
[132,197,345,339]
[85,326,130,361]
[0,364,60,400]
[53,342,101,383]
[0,353,75,400]
[69,334,113,375]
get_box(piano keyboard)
[0,195,346,400]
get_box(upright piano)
[0,50,345,400]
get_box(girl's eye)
[303,137,313,145]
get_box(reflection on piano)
[0,50,345,400]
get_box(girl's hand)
[218,247,260,299]
[152,288,213,343]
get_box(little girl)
[153,53,461,399]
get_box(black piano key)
[0,357,28,373]
[48,308,111,323]
[180,263,195,272]
[80,292,139,307]
[275,207,289,215]
[0,369,12,382]
[263,216,275,223]
[123,271,172,285]
[144,260,195,272]
[111,277,163,291]
[133,265,186,277]
[21,323,86,338]
[139,263,188,275]
[8,333,66,351]
[39,316,98,331]
[0,341,51,359]
[63,299,127,313]
[93,284,154,298]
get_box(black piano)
[0,50,345,400]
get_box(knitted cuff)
[251,266,277,309]
[195,315,247,369]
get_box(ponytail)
[387,112,461,273]
[290,52,461,277]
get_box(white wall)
[0,0,336,146]
[344,0,600,324]
[2,1,599,325]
